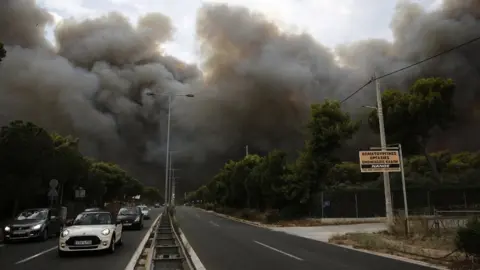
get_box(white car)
[139,206,150,220]
[58,211,123,257]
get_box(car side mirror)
[115,220,122,225]
[65,219,73,226]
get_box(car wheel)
[40,228,49,241]
[108,236,115,253]
[117,234,123,246]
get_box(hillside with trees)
[186,77,480,220]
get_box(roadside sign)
[359,150,401,173]
[49,179,58,189]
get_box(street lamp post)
[161,93,194,206]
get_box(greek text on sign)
[359,150,401,173]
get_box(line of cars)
[2,205,154,257]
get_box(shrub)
[264,209,281,224]
[204,203,215,211]
[455,217,480,257]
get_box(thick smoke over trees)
[0,0,479,192]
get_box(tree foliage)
[187,100,360,217]
[0,121,155,219]
[187,77,480,220]
[0,42,5,62]
[368,77,456,180]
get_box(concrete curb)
[178,226,206,270]
[195,207,270,229]
[125,213,162,270]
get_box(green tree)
[291,100,360,211]
[88,161,128,201]
[48,133,88,203]
[142,186,163,204]
[368,77,456,181]
[0,121,55,215]
[248,150,288,209]
[0,42,5,62]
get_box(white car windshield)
[73,213,112,225]
[16,209,48,220]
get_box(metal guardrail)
[134,210,194,270]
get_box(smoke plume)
[0,0,479,192]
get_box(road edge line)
[178,226,207,270]
[125,213,162,270]
[194,207,269,229]
[329,243,447,270]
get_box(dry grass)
[328,216,470,269]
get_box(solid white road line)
[178,227,207,270]
[209,221,220,227]
[253,240,304,261]
[15,246,57,264]
[124,213,162,270]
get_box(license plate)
[123,223,131,226]
[75,240,92,245]
[13,230,27,235]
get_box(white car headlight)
[4,226,10,232]
[61,229,70,237]
[101,228,111,235]
[135,216,140,222]
[32,224,42,230]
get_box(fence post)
[427,190,431,215]
[320,191,324,219]
[354,193,359,218]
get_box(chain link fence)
[309,188,480,218]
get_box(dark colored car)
[116,207,143,230]
[3,208,62,243]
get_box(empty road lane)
[176,206,436,270]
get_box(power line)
[340,35,480,104]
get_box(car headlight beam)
[61,229,70,237]
[32,224,42,230]
[101,228,111,235]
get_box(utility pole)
[374,73,394,226]
[164,95,172,206]
[168,151,173,204]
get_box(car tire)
[40,228,49,241]
[108,236,116,253]
[117,234,123,246]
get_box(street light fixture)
[156,93,194,206]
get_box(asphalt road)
[176,206,436,270]
[0,208,163,270]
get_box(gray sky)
[38,0,440,63]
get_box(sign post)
[48,179,59,207]
[361,146,410,235]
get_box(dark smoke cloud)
[0,0,479,192]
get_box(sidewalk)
[271,223,387,242]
